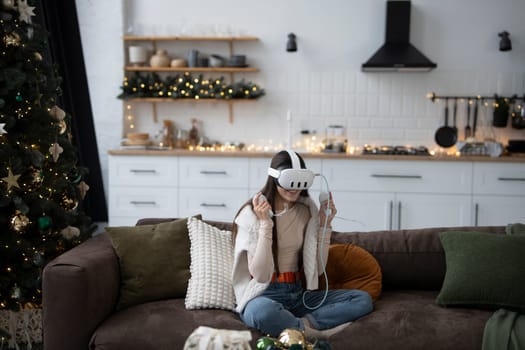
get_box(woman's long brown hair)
[232,150,309,274]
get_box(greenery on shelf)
[0,0,94,314]
[118,72,265,100]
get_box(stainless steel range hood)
[362,1,437,72]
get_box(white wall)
[76,0,525,200]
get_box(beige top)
[247,203,313,279]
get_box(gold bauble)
[278,328,306,347]
[4,32,20,46]
[11,211,30,233]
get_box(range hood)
[362,1,437,72]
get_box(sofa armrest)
[42,233,120,350]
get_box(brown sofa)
[42,219,505,350]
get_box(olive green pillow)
[107,216,198,310]
[436,231,525,312]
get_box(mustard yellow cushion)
[322,243,382,301]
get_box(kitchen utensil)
[452,98,458,134]
[472,98,479,137]
[465,99,472,139]
[435,98,457,148]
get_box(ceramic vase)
[150,49,170,67]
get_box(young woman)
[231,150,373,339]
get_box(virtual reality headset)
[267,150,316,190]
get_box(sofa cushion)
[436,230,525,312]
[322,244,382,301]
[107,217,197,310]
[89,298,264,350]
[185,217,236,311]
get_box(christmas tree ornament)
[49,142,63,162]
[34,52,42,61]
[78,181,89,199]
[3,31,20,46]
[11,211,30,233]
[278,329,306,347]
[32,251,44,267]
[61,195,78,211]
[30,168,44,188]
[256,337,277,349]
[10,285,21,300]
[37,216,52,230]
[17,0,35,23]
[49,105,66,121]
[3,0,16,9]
[58,119,67,134]
[0,123,6,135]
[15,94,23,102]
[60,226,80,240]
[2,167,21,190]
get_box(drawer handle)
[200,203,227,208]
[200,170,228,175]
[130,169,157,174]
[497,177,525,182]
[130,201,157,205]
[371,174,422,179]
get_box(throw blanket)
[482,309,525,350]
[482,223,525,350]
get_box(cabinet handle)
[130,200,157,205]
[497,177,525,182]
[371,174,422,179]
[474,203,479,226]
[200,170,228,175]
[130,169,157,174]
[397,202,402,230]
[389,201,393,230]
[200,203,227,208]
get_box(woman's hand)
[252,192,273,222]
[320,192,337,228]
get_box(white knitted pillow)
[185,217,236,311]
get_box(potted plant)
[492,94,516,127]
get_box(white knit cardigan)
[231,196,324,313]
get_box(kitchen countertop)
[108,149,525,163]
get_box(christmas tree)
[0,0,93,323]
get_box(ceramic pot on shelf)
[128,46,147,66]
[150,49,170,67]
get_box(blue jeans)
[240,281,373,337]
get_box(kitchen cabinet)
[322,159,473,231]
[178,157,250,221]
[108,153,524,230]
[122,36,261,124]
[472,163,525,226]
[108,155,179,225]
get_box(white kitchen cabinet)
[108,153,524,230]
[108,155,179,226]
[179,188,249,222]
[473,196,524,226]
[396,193,472,229]
[178,157,250,222]
[322,159,473,231]
[472,163,525,226]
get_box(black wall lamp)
[499,31,512,51]
[286,33,297,52]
